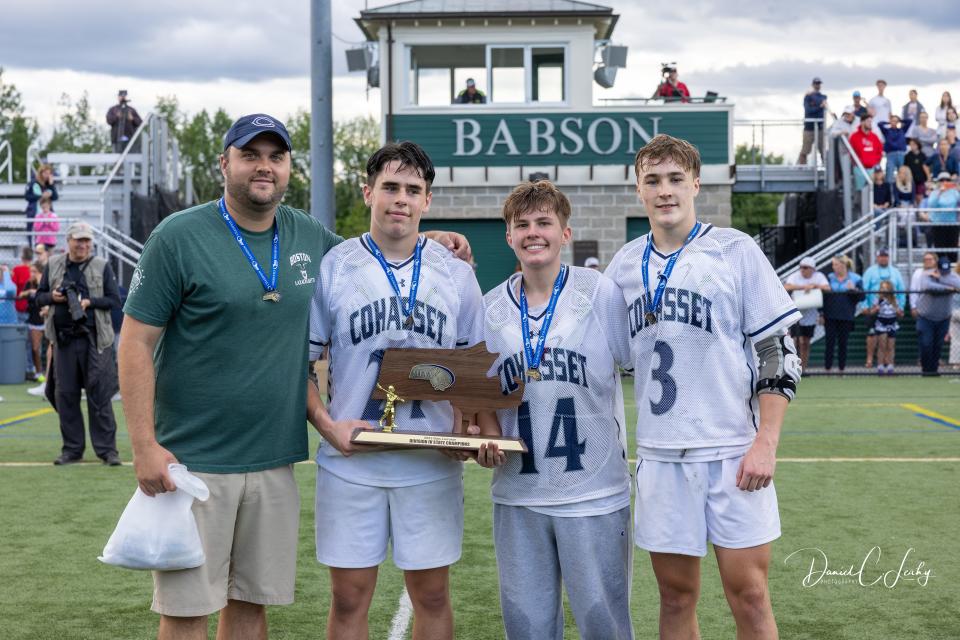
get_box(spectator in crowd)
[0,264,17,324]
[913,111,939,158]
[821,255,863,373]
[894,165,915,207]
[861,248,905,369]
[653,64,690,103]
[36,222,122,466]
[106,90,143,153]
[872,167,893,213]
[24,164,57,245]
[850,115,883,188]
[783,256,828,370]
[12,247,37,380]
[927,173,960,261]
[828,105,856,139]
[455,78,486,104]
[33,243,49,268]
[944,124,960,161]
[910,252,938,313]
[19,262,45,381]
[937,107,959,138]
[869,79,892,129]
[870,280,903,375]
[879,114,912,183]
[935,91,954,129]
[914,255,960,376]
[949,260,960,370]
[33,194,61,250]
[584,256,601,270]
[927,140,959,180]
[851,91,870,122]
[904,138,930,203]
[799,77,829,164]
[902,89,925,123]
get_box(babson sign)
[390,110,729,166]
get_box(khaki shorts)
[152,465,300,617]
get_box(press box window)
[405,44,566,106]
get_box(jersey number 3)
[650,341,677,415]
[517,398,586,474]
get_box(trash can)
[0,324,28,384]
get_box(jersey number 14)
[517,398,586,474]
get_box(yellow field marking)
[901,403,960,429]
[0,407,55,427]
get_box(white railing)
[0,140,12,183]
[0,217,142,269]
[777,207,959,280]
[99,113,153,229]
[734,118,825,190]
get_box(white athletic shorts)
[634,455,781,557]
[314,466,464,570]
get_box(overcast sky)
[2,0,959,159]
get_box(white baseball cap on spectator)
[935,172,951,182]
[799,257,816,269]
[66,222,94,240]
[842,105,855,115]
[584,257,600,268]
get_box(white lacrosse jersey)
[483,266,633,515]
[606,224,801,453]
[309,234,485,487]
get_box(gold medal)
[262,291,281,303]
[404,315,414,328]
[645,311,657,325]
[526,368,542,381]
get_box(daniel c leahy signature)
[783,546,934,588]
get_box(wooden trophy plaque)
[350,343,527,452]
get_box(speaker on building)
[594,66,617,89]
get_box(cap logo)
[252,116,276,128]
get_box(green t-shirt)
[124,201,343,473]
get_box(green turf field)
[0,376,958,639]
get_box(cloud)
[678,0,959,31]
[681,60,960,99]
[0,0,371,81]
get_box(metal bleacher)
[0,114,187,279]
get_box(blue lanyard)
[366,233,422,327]
[519,264,566,381]
[218,198,280,302]
[641,222,701,324]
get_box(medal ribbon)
[519,264,567,375]
[641,221,701,321]
[366,233,422,323]
[218,198,279,294]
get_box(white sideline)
[3,457,960,468]
[387,588,413,640]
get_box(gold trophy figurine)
[377,383,405,433]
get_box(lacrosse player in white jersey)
[475,180,634,640]
[306,142,485,640]
[606,135,802,640]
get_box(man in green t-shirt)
[119,114,470,640]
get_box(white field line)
[4,457,960,468]
[387,588,413,640]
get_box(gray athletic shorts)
[493,504,634,640]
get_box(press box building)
[355,0,734,291]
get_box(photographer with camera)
[36,222,122,466]
[653,63,690,103]
[106,90,143,154]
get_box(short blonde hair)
[634,134,701,178]
[501,180,571,227]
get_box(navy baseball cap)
[222,114,292,152]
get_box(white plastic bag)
[99,463,210,570]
